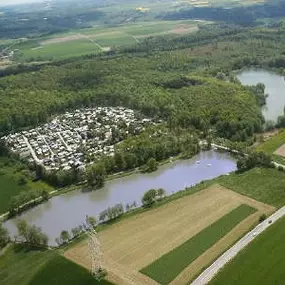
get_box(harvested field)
[65,185,274,285]
[170,25,199,35]
[40,34,82,45]
[141,204,256,284]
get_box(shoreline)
[0,151,190,223]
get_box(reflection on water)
[237,69,285,122]
[4,150,236,244]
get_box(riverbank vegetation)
[236,151,272,173]
[0,223,9,249]
[41,127,201,189]
[255,129,285,164]
[55,166,285,251]
[0,155,53,215]
[15,220,48,249]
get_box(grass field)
[0,245,112,285]
[0,245,56,285]
[0,157,53,214]
[29,255,113,285]
[256,129,285,155]
[140,204,256,285]
[210,215,285,285]
[218,167,285,208]
[21,40,101,61]
[15,20,202,61]
[65,184,273,285]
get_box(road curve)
[191,205,285,285]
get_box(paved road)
[191,206,285,285]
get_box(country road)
[191,205,285,285]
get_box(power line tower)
[88,229,107,280]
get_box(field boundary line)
[190,205,285,285]
[76,33,103,50]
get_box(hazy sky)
[0,0,44,6]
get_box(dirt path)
[274,144,285,158]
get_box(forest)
[0,9,105,39]
[162,0,285,26]
[2,22,278,139]
[1,1,285,198]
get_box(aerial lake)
[4,150,236,244]
[237,69,285,122]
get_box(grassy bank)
[65,166,285,249]
[0,157,53,215]
[0,245,56,285]
[256,130,285,154]
[140,204,256,284]
[210,216,285,285]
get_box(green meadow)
[218,167,285,208]
[0,246,112,285]
[210,215,285,285]
[15,20,202,61]
[0,157,53,214]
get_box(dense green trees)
[246,83,267,107]
[142,188,166,207]
[86,215,97,229]
[87,164,106,189]
[99,203,124,222]
[162,1,285,26]
[142,189,157,207]
[0,223,9,249]
[145,158,158,173]
[0,7,104,39]
[16,219,48,248]
[237,152,272,173]
[0,29,265,141]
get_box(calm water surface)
[237,69,285,122]
[4,150,236,244]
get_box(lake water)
[237,69,285,122]
[4,150,236,244]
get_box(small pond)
[237,69,285,122]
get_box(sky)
[0,0,44,6]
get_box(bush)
[237,152,272,173]
[259,214,267,223]
[16,219,48,248]
[0,223,9,249]
[277,165,284,172]
[99,203,124,222]
[141,188,166,207]
[142,189,157,207]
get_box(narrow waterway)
[237,69,285,122]
[4,150,236,244]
